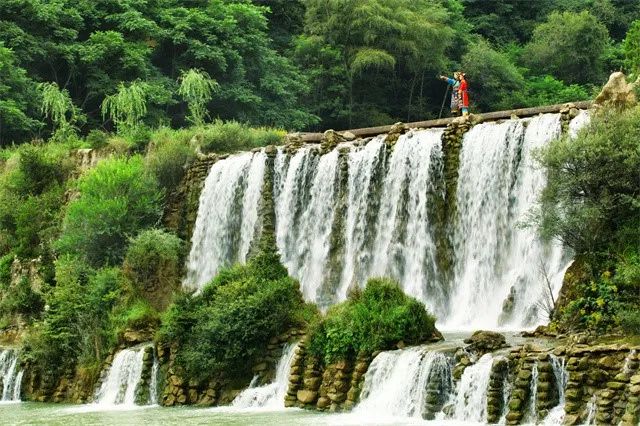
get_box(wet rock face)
[464,330,508,354]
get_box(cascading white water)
[367,130,445,312]
[185,151,267,291]
[541,355,569,426]
[445,114,571,328]
[185,113,591,328]
[622,349,637,375]
[449,354,494,423]
[94,346,151,407]
[523,363,539,424]
[148,355,159,405]
[0,349,22,402]
[232,343,298,409]
[569,110,591,138]
[354,347,451,418]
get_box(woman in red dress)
[458,72,469,116]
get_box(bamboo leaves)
[177,69,219,127]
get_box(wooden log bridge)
[297,101,592,142]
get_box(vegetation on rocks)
[159,247,318,381]
[535,105,640,332]
[309,278,438,363]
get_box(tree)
[300,0,457,127]
[0,44,40,146]
[177,69,218,126]
[38,82,82,140]
[623,20,640,77]
[522,11,610,85]
[461,39,525,111]
[101,81,149,134]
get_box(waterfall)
[445,114,570,328]
[583,395,597,425]
[185,151,267,291]
[0,349,22,402]
[148,355,159,405]
[94,346,153,407]
[184,113,591,329]
[232,343,298,409]
[524,362,539,424]
[542,355,569,425]
[449,353,494,422]
[354,347,451,418]
[622,349,636,375]
[569,110,590,138]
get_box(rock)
[464,330,508,353]
[594,72,637,109]
[340,131,356,141]
[316,396,330,409]
[297,390,318,404]
[303,377,322,390]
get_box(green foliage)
[102,81,149,134]
[146,133,196,194]
[562,272,620,330]
[198,120,285,154]
[159,250,314,380]
[0,43,40,146]
[110,299,160,339]
[522,11,610,84]
[22,257,122,375]
[461,39,525,111]
[0,276,43,320]
[38,82,81,141]
[309,278,437,363]
[56,156,163,267]
[178,69,219,126]
[518,76,591,107]
[535,107,640,255]
[623,20,640,77]
[123,229,183,310]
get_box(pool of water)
[0,403,485,425]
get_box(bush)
[123,229,183,310]
[56,156,163,267]
[0,276,44,319]
[619,309,640,335]
[198,120,285,154]
[145,135,196,194]
[309,278,437,363]
[159,250,315,380]
[23,257,123,376]
[85,130,109,149]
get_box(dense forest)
[1,0,640,145]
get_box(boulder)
[464,330,508,353]
[594,72,637,109]
[297,389,318,404]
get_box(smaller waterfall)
[148,355,159,405]
[540,355,570,426]
[622,349,637,375]
[523,363,539,424]
[450,354,494,422]
[355,347,451,418]
[94,345,154,407]
[0,349,22,402]
[232,343,298,409]
[583,395,597,425]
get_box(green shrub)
[85,130,109,149]
[198,120,285,153]
[56,156,163,267]
[619,308,640,335]
[146,136,196,194]
[159,250,315,380]
[0,276,44,319]
[309,278,437,363]
[123,229,183,310]
[23,257,123,376]
[0,253,13,287]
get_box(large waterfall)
[0,348,22,402]
[186,113,587,329]
[94,345,158,407]
[232,343,298,409]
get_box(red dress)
[458,79,469,108]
